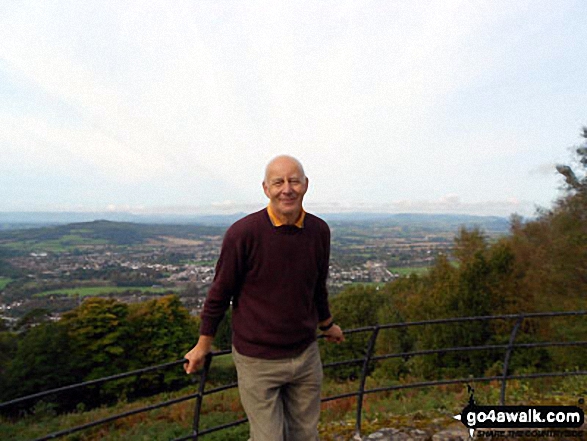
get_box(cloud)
[306,194,534,217]
[529,163,557,178]
[0,113,172,182]
[30,194,533,217]
[0,0,584,215]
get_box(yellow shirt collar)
[267,205,305,228]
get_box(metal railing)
[1,311,586,440]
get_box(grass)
[0,277,12,290]
[182,260,217,266]
[388,266,432,276]
[0,383,247,440]
[2,236,110,253]
[2,369,584,441]
[2,383,580,439]
[352,281,388,289]
[33,286,180,298]
[2,339,584,439]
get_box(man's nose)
[282,182,292,193]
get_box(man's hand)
[322,324,344,344]
[184,335,213,374]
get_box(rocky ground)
[360,425,468,440]
[354,423,586,441]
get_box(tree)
[14,308,52,333]
[499,126,587,369]
[0,330,18,402]
[2,322,81,411]
[320,285,385,380]
[61,298,130,376]
[214,308,233,351]
[125,295,198,396]
[453,226,487,264]
[556,126,587,194]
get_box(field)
[388,266,432,276]
[1,235,110,252]
[33,285,180,298]
[0,277,12,290]
[181,259,217,266]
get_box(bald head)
[264,155,307,186]
[262,155,309,224]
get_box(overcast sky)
[1,0,586,217]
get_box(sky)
[1,0,586,218]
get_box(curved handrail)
[0,310,585,440]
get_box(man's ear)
[262,180,270,198]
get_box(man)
[184,155,344,441]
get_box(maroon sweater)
[199,208,332,359]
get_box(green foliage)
[394,157,587,376]
[214,308,233,351]
[0,258,21,278]
[372,280,419,380]
[331,284,385,328]
[0,277,12,290]
[378,213,577,379]
[0,295,199,414]
[61,298,131,381]
[321,285,385,380]
[453,226,487,264]
[503,128,587,313]
[13,308,51,332]
[442,248,496,376]
[125,295,198,396]
[206,353,238,384]
[1,322,82,408]
[0,331,18,396]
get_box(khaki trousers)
[232,342,323,441]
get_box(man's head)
[263,155,308,223]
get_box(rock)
[358,424,468,441]
[431,427,469,441]
[360,427,433,440]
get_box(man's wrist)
[197,335,214,351]
[319,321,335,332]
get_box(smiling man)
[263,155,308,225]
[184,155,344,441]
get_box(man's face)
[262,157,308,219]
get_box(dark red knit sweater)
[199,208,332,359]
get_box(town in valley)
[0,213,510,327]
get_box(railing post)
[192,353,213,440]
[500,316,524,405]
[355,326,380,440]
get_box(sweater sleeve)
[314,221,332,322]
[199,225,247,337]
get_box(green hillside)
[0,220,226,252]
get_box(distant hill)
[321,212,510,233]
[0,212,248,229]
[0,220,227,251]
[0,211,510,231]
[0,213,510,253]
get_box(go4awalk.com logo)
[453,386,584,438]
